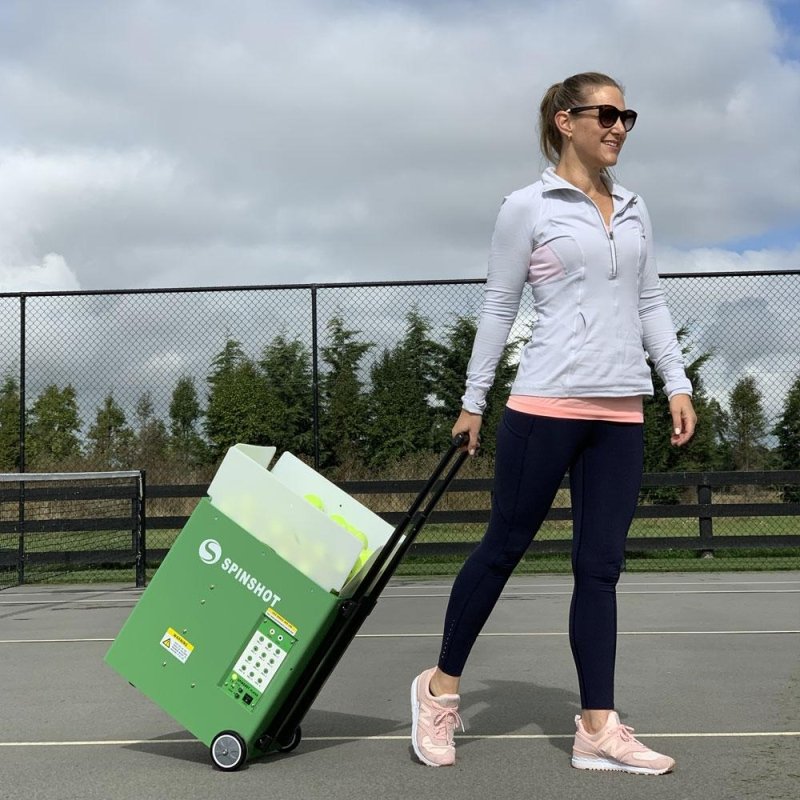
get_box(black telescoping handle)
[258,435,470,752]
[382,432,468,546]
[350,432,470,604]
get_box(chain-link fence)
[0,271,798,582]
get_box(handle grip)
[452,431,469,448]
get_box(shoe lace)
[433,708,465,745]
[613,722,644,747]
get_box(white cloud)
[0,0,797,291]
[659,244,800,274]
[0,253,80,292]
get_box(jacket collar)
[541,166,637,206]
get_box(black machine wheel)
[276,726,302,754]
[210,730,247,771]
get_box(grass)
[394,548,800,576]
[4,539,797,589]
[413,513,800,542]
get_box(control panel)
[221,620,296,710]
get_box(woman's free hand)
[452,409,483,456]
[669,394,696,447]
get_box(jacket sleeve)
[461,194,533,414]
[637,198,693,399]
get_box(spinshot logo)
[198,538,222,565]
[197,538,281,608]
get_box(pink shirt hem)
[506,395,644,423]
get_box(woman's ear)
[554,109,572,140]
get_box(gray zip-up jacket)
[462,168,692,414]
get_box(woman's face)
[563,85,630,171]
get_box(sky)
[0,0,799,293]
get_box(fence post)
[16,482,25,586]
[17,295,26,585]
[311,285,320,471]
[698,475,713,558]
[135,470,147,588]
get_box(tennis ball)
[329,514,369,549]
[304,494,326,512]
[346,548,374,582]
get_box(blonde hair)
[538,72,624,165]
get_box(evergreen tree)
[169,377,201,440]
[0,375,20,470]
[366,309,446,465]
[259,335,313,456]
[205,339,269,462]
[134,392,169,471]
[168,376,207,466]
[707,397,734,471]
[26,384,82,469]
[773,373,800,501]
[727,375,768,471]
[642,329,720,501]
[319,316,373,470]
[435,314,519,457]
[87,394,135,469]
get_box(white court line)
[0,587,140,594]
[2,630,798,645]
[3,578,798,599]
[356,630,800,638]
[0,588,139,606]
[2,580,798,605]
[0,599,141,605]
[303,731,800,741]
[390,579,800,590]
[0,638,116,643]
[0,731,798,747]
[3,588,800,606]
[381,589,800,600]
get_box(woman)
[410,72,696,775]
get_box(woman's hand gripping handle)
[452,409,483,457]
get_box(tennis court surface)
[1,571,798,800]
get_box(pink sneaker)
[410,668,464,767]
[571,711,675,775]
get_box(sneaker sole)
[410,676,449,767]
[571,755,673,775]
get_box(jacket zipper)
[607,229,618,279]
[606,196,638,279]
[584,197,621,279]
[564,184,638,280]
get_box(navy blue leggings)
[438,407,644,709]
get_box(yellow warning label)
[160,627,194,663]
[266,607,297,637]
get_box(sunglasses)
[566,104,638,132]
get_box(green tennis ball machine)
[105,443,396,770]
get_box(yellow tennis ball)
[304,494,326,512]
[346,548,374,582]
[329,514,369,549]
